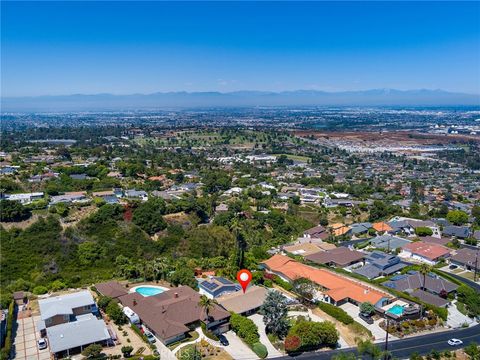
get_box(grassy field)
[135,129,295,148]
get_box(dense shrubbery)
[286,319,338,352]
[132,199,167,235]
[318,302,354,325]
[229,313,260,347]
[106,300,127,325]
[457,285,480,317]
[0,200,31,222]
[0,301,15,360]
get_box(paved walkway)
[12,315,50,360]
[248,314,283,358]
[447,301,476,329]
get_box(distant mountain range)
[2,89,479,112]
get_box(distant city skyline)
[2,1,479,97]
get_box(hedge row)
[229,313,260,346]
[131,324,149,344]
[317,302,354,325]
[229,313,268,358]
[0,301,15,360]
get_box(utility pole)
[474,250,479,282]
[384,316,390,360]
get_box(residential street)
[279,324,480,360]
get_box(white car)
[37,338,47,350]
[447,339,463,346]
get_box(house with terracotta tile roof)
[260,254,390,307]
[329,223,351,237]
[400,241,451,265]
[372,222,393,233]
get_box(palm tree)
[419,263,432,291]
[198,295,216,323]
[152,257,170,281]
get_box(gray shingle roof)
[39,291,94,321]
[370,235,411,250]
[46,314,110,353]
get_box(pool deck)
[129,284,170,296]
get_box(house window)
[84,305,91,310]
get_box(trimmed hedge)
[318,302,353,325]
[273,276,293,292]
[252,342,268,359]
[0,301,15,360]
[229,313,260,347]
[131,324,149,343]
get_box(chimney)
[174,292,179,298]
[364,289,369,294]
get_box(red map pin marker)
[236,269,252,293]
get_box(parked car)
[447,339,463,346]
[145,331,156,343]
[359,312,374,324]
[37,338,47,350]
[218,334,229,346]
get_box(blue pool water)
[387,305,404,316]
[134,286,165,297]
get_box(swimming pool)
[131,285,167,297]
[387,304,404,316]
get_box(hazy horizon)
[2,1,480,97]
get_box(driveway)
[447,301,476,328]
[248,314,282,358]
[222,331,259,360]
[12,315,50,360]
[339,303,394,343]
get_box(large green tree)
[446,210,469,226]
[261,291,289,337]
[0,200,31,222]
[132,198,167,235]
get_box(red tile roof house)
[400,242,451,266]
[117,286,230,345]
[261,254,391,308]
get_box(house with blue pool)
[198,276,241,299]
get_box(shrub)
[252,343,268,359]
[106,300,127,325]
[318,302,353,325]
[415,227,433,237]
[121,345,134,357]
[229,313,259,347]
[288,319,339,350]
[131,324,149,343]
[1,301,15,360]
[200,322,219,341]
[97,295,113,311]
[33,286,48,295]
[272,276,293,292]
[82,344,103,358]
[284,335,301,352]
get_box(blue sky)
[2,1,479,96]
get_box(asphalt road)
[281,324,480,359]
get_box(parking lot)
[12,315,50,360]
